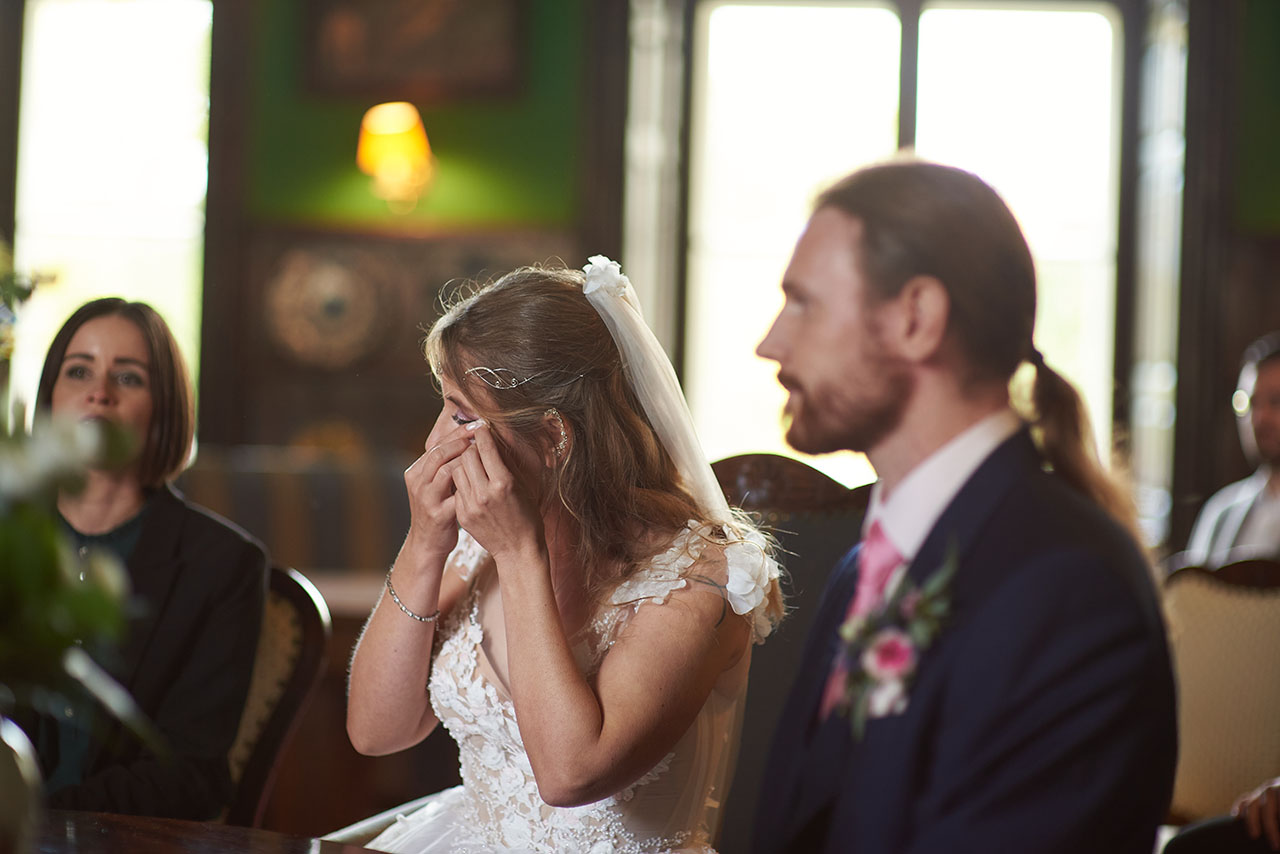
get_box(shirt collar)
[865,408,1022,563]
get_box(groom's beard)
[782,338,914,457]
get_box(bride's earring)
[545,408,569,459]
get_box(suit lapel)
[905,430,1037,594]
[810,432,1036,849]
[761,431,1040,852]
[798,544,864,732]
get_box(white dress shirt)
[865,409,1022,593]
[1234,475,1280,554]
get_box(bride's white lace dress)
[365,525,769,854]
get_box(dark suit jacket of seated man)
[751,160,1178,854]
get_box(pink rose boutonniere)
[834,542,958,739]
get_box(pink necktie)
[818,520,902,721]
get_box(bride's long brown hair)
[426,266,718,607]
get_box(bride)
[344,257,782,854]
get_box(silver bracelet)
[385,570,440,623]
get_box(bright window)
[687,2,1123,486]
[916,3,1121,458]
[688,2,901,487]
[9,0,211,409]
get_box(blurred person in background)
[1183,332,1280,567]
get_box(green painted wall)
[248,1,585,229]
[1236,0,1280,233]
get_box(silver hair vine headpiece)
[464,366,585,391]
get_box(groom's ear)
[884,274,949,364]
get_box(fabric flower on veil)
[582,255,630,297]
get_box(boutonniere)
[834,542,958,739]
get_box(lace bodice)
[424,527,752,853]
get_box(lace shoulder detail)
[608,524,708,609]
[447,528,489,584]
[591,520,779,661]
[616,522,779,639]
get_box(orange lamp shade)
[356,102,433,211]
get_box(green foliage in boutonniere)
[835,540,959,740]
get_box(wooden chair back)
[711,453,871,853]
[225,567,332,827]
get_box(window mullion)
[897,0,922,150]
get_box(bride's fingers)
[457,442,494,496]
[451,456,473,504]
[424,435,471,475]
[427,458,462,497]
[470,423,512,485]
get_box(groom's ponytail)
[1026,354,1142,546]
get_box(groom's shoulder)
[962,466,1156,612]
[959,430,1141,566]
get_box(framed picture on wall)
[304,0,525,100]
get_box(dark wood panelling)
[1110,0,1148,439]
[1170,0,1245,548]
[201,0,254,445]
[0,0,25,247]
[579,0,628,260]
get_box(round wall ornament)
[264,248,395,370]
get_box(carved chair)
[712,453,871,853]
[224,566,332,827]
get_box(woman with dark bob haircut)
[27,297,267,819]
[341,258,783,853]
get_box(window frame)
[674,0,1145,440]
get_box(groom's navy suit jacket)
[753,431,1177,854]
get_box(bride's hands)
[403,410,477,561]
[451,421,545,563]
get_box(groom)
[752,161,1177,853]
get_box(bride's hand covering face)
[402,389,481,561]
[450,421,547,564]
